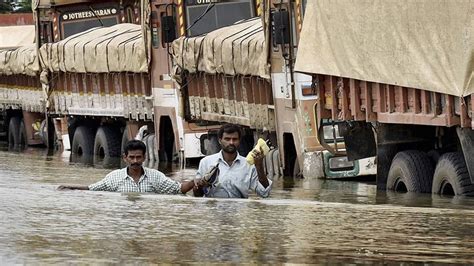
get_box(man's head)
[218,124,242,154]
[123,140,146,170]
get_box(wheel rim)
[20,137,26,146]
[77,146,83,156]
[98,146,105,159]
[394,177,408,193]
[8,132,14,147]
[439,180,455,196]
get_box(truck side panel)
[315,74,472,129]
[185,73,275,131]
[0,74,43,112]
[50,72,153,120]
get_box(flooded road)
[1,147,474,264]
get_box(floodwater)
[1,146,474,264]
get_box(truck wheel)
[387,150,433,193]
[272,149,281,176]
[293,157,301,178]
[432,152,474,196]
[121,126,130,155]
[71,126,95,165]
[265,149,275,177]
[8,117,21,148]
[19,120,27,147]
[146,134,156,162]
[93,126,121,168]
[152,134,159,163]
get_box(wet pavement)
[0,146,474,264]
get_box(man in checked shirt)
[58,140,195,194]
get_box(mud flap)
[338,121,376,161]
[456,128,474,183]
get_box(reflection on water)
[0,146,474,264]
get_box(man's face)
[123,149,145,170]
[219,132,240,154]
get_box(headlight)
[329,156,354,171]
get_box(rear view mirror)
[161,15,176,43]
[318,119,345,156]
[337,121,376,161]
[272,10,290,45]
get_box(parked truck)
[0,21,41,149]
[0,0,376,179]
[0,0,226,168]
[170,0,376,178]
[294,1,474,196]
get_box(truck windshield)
[185,0,255,37]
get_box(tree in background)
[0,1,14,14]
[0,0,32,14]
[13,0,31,13]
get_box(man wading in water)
[58,140,195,194]
[193,123,272,198]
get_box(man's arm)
[62,173,112,192]
[192,179,207,197]
[180,180,195,194]
[57,185,90,190]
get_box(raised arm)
[252,149,269,188]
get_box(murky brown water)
[1,146,474,264]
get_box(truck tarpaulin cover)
[0,25,35,49]
[0,25,38,76]
[39,23,147,73]
[172,17,269,79]
[0,45,39,76]
[295,0,473,97]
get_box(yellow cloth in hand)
[246,138,270,165]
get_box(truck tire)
[293,157,301,178]
[19,120,27,147]
[152,134,159,163]
[146,134,156,162]
[387,150,433,193]
[121,126,130,155]
[93,126,121,168]
[432,152,474,196]
[8,117,21,148]
[273,149,281,176]
[142,135,150,161]
[265,149,275,177]
[71,126,95,165]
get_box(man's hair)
[124,139,146,155]
[218,123,242,139]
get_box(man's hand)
[194,178,210,188]
[252,147,265,166]
[192,178,209,197]
[180,180,196,194]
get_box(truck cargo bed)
[315,75,473,129]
